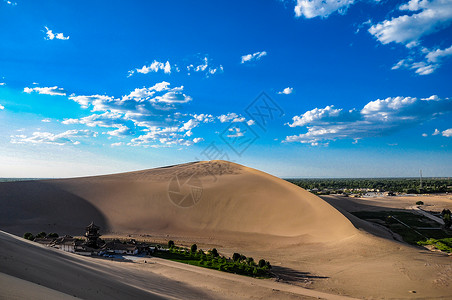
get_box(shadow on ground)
[271,265,328,284]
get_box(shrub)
[258,259,266,268]
[23,232,34,240]
[190,243,197,253]
[168,240,175,248]
[209,248,219,257]
[266,261,272,269]
[416,201,424,205]
[246,257,254,265]
[36,232,46,238]
[47,233,59,238]
[232,252,241,262]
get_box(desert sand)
[1,160,451,299]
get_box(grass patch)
[153,246,272,278]
[417,238,452,253]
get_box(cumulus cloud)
[278,87,293,95]
[369,0,452,47]
[241,51,267,64]
[10,129,96,145]
[0,82,5,86]
[433,128,440,135]
[64,82,206,146]
[294,0,355,18]
[442,128,452,137]
[0,104,4,110]
[285,95,452,145]
[218,113,247,123]
[187,56,223,77]
[24,86,66,96]
[368,0,452,75]
[44,26,69,40]
[128,60,171,77]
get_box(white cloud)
[285,95,452,144]
[287,105,343,127]
[442,128,452,137]
[294,0,355,18]
[44,26,69,40]
[218,113,247,123]
[422,133,428,137]
[128,60,171,77]
[187,56,223,77]
[0,104,4,110]
[369,0,452,47]
[193,137,204,143]
[433,128,440,135]
[10,129,96,145]
[0,82,5,86]
[111,142,124,147]
[41,119,51,123]
[4,0,17,6]
[227,126,245,138]
[24,86,66,96]
[426,45,452,63]
[105,125,133,137]
[241,51,267,64]
[278,87,293,95]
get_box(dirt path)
[410,205,445,225]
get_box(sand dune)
[0,160,356,241]
[1,160,452,299]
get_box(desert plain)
[1,160,451,299]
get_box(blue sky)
[0,0,451,178]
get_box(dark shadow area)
[271,265,328,284]
[0,180,109,236]
[0,231,214,300]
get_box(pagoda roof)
[86,221,100,230]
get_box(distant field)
[0,178,46,182]
[286,177,452,194]
[351,211,452,247]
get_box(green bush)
[190,244,197,253]
[168,240,175,248]
[47,233,59,238]
[232,252,241,262]
[36,231,46,238]
[416,201,424,205]
[23,232,34,240]
[258,259,266,268]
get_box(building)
[104,240,138,255]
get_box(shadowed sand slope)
[0,230,223,300]
[0,160,356,241]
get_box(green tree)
[47,233,59,238]
[258,259,266,268]
[168,240,175,248]
[210,248,219,257]
[23,232,34,240]
[191,243,197,253]
[442,209,451,229]
[36,231,46,238]
[232,252,241,261]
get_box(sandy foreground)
[1,160,451,299]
